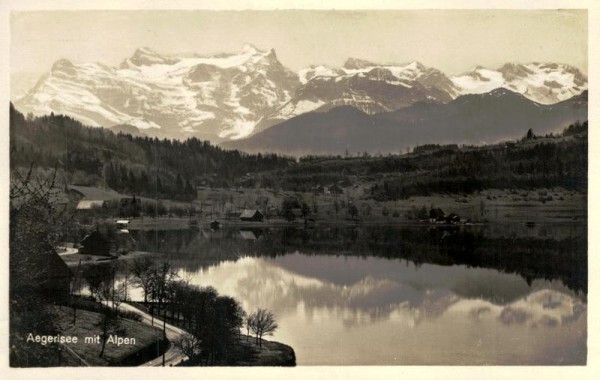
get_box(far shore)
[61,250,163,267]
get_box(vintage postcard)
[1,0,597,377]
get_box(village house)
[240,209,264,222]
[429,208,445,223]
[39,248,71,304]
[446,213,461,224]
[312,185,326,195]
[119,196,141,217]
[328,184,344,195]
[79,230,112,256]
[115,219,130,230]
[226,210,242,219]
[76,200,107,211]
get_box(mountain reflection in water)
[175,254,585,365]
[122,226,587,365]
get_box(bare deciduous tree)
[245,314,253,341]
[95,308,123,358]
[149,259,178,319]
[10,166,66,366]
[248,308,279,348]
[173,332,202,361]
[130,257,155,303]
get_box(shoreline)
[61,251,163,267]
[127,301,296,366]
[124,216,585,231]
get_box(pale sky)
[10,9,587,96]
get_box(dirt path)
[109,302,188,366]
[58,246,79,256]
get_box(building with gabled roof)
[76,200,107,210]
[240,209,264,222]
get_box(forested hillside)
[9,104,293,200]
[246,122,587,198]
[9,104,587,201]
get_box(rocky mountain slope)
[15,44,299,141]
[14,45,587,142]
[224,89,587,156]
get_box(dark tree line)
[370,122,587,200]
[102,162,197,201]
[128,259,251,365]
[9,104,587,201]
[9,168,66,366]
[10,104,294,197]
[255,121,587,196]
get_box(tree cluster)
[370,122,587,200]
[10,104,294,199]
[9,167,67,366]
[128,259,248,364]
[246,309,279,348]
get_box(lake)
[123,225,587,365]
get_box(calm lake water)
[122,225,587,365]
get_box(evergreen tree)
[175,174,184,198]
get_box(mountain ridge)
[223,88,587,156]
[14,45,587,142]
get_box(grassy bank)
[229,335,296,366]
[52,306,166,366]
[127,301,296,366]
[179,335,296,366]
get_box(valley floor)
[119,188,586,231]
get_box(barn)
[39,249,71,303]
[80,231,112,256]
[240,209,264,222]
[76,200,107,210]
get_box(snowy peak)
[263,59,458,128]
[15,47,587,143]
[344,58,377,70]
[259,59,586,135]
[132,46,163,60]
[451,67,505,94]
[238,43,278,59]
[17,45,299,141]
[498,62,535,77]
[51,59,77,76]
[451,62,587,104]
[121,47,180,68]
[298,65,344,84]
[498,62,587,85]
[241,43,259,55]
[119,44,280,71]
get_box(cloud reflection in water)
[178,253,586,365]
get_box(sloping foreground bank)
[128,301,296,366]
[52,306,167,366]
[177,335,296,367]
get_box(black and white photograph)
[2,0,596,374]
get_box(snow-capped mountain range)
[16,44,298,141]
[224,89,587,156]
[14,44,587,142]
